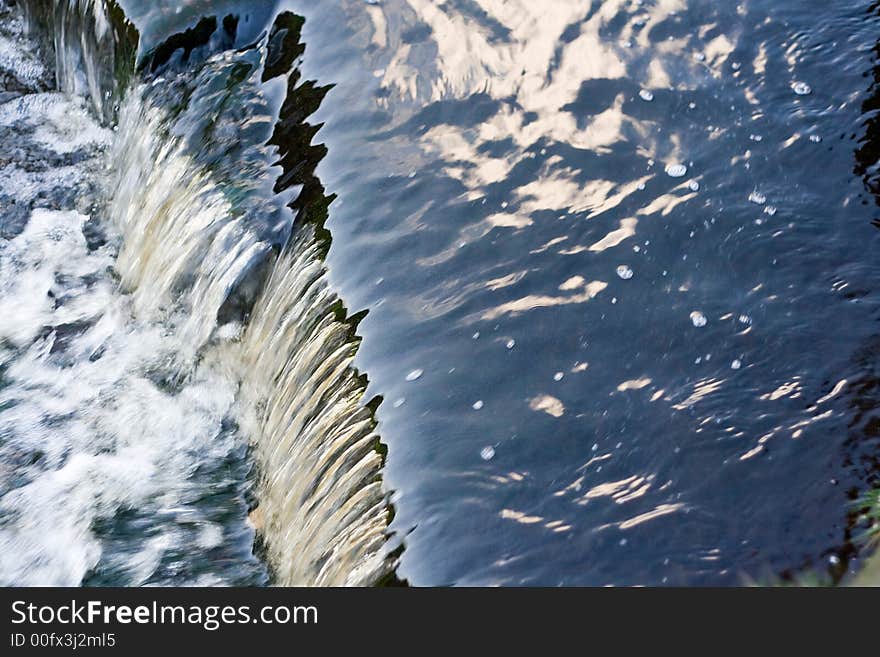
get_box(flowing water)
[0,0,388,586]
[1,0,879,586]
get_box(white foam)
[0,205,246,585]
[0,92,112,153]
[0,29,46,85]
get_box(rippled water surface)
[2,0,880,586]
[295,0,880,585]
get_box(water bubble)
[472,332,480,340]
[828,554,840,566]
[690,311,707,327]
[405,369,423,382]
[748,191,767,205]
[694,52,706,62]
[639,89,654,102]
[506,339,516,349]
[616,265,634,280]
[472,400,484,410]
[637,183,646,191]
[731,61,742,71]
[749,134,763,142]
[554,372,565,381]
[480,446,495,461]
[665,163,687,178]
[792,81,812,96]
[688,180,700,192]
[731,359,742,370]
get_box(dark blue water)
[289,0,880,585]
[2,0,880,586]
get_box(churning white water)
[0,1,390,586]
[0,50,251,585]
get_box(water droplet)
[749,134,763,142]
[731,359,742,370]
[637,183,646,191]
[480,446,495,461]
[506,339,516,349]
[690,311,707,327]
[694,52,706,62]
[792,81,812,96]
[688,180,700,192]
[665,163,687,178]
[748,191,767,205]
[828,554,840,566]
[616,265,634,280]
[639,89,654,102]
[731,61,742,71]
[473,400,484,410]
[405,369,423,382]
[554,372,564,381]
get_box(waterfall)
[3,0,392,586]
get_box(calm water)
[1,0,879,586]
